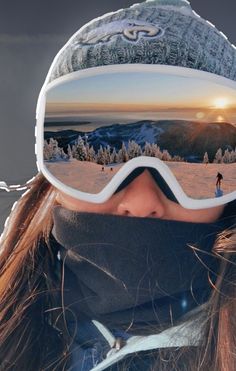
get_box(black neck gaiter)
[51,202,235,333]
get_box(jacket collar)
[90,303,207,371]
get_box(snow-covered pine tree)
[172,155,183,162]
[85,142,90,161]
[43,138,63,161]
[127,140,142,159]
[162,149,172,161]
[71,144,76,158]
[87,145,96,162]
[203,152,209,164]
[143,142,152,157]
[73,135,87,161]
[118,142,129,163]
[110,148,119,163]
[59,147,68,160]
[152,145,163,159]
[222,149,231,163]
[83,134,95,161]
[106,145,112,164]
[213,148,223,164]
[103,147,110,165]
[230,148,236,163]
[97,145,106,165]
[67,144,73,160]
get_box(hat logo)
[77,19,164,46]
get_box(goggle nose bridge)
[114,166,179,203]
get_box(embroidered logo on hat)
[78,19,164,46]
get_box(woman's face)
[55,169,225,223]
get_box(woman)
[0,0,236,370]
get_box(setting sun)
[213,97,229,109]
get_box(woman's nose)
[116,169,166,218]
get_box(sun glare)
[213,97,229,109]
[216,115,224,122]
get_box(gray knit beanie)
[46,0,236,84]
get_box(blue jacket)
[68,305,205,371]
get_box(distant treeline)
[44,135,236,164]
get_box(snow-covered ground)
[46,159,118,193]
[169,162,235,198]
[45,159,236,199]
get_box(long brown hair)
[0,171,236,370]
[0,172,71,370]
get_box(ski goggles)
[36,64,236,209]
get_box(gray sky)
[0,0,235,232]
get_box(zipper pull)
[106,337,126,358]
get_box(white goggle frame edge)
[35,64,236,209]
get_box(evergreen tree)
[230,149,236,163]
[83,134,92,161]
[213,148,223,164]
[87,145,96,162]
[43,138,63,161]
[97,145,106,165]
[203,152,209,164]
[153,145,163,159]
[127,140,142,159]
[73,135,87,161]
[118,142,129,163]
[143,142,152,157]
[59,147,68,160]
[222,149,231,163]
[172,155,183,162]
[162,149,172,161]
[106,145,112,164]
[110,147,119,163]
[67,144,73,160]
[103,147,109,165]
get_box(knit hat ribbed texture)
[48,0,236,83]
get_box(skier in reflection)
[216,172,223,190]
[215,172,224,197]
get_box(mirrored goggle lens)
[43,70,236,200]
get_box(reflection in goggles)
[44,120,236,200]
[43,69,236,200]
